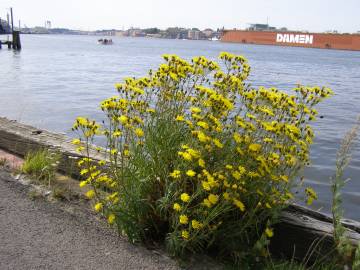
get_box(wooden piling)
[12,31,21,50]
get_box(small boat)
[98,38,113,45]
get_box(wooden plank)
[272,204,360,261]
[0,117,105,177]
[0,116,359,261]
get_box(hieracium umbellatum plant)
[72,52,332,260]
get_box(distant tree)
[144,28,160,34]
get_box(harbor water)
[0,34,359,219]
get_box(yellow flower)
[223,192,230,200]
[178,151,192,161]
[280,175,289,183]
[94,202,103,212]
[181,144,189,149]
[265,228,274,238]
[123,149,130,156]
[198,159,205,168]
[197,131,209,143]
[85,189,95,199]
[233,199,245,212]
[71,138,81,145]
[191,220,203,230]
[190,107,201,114]
[98,160,106,166]
[225,165,233,170]
[179,215,189,224]
[208,194,219,205]
[213,138,223,148]
[76,146,85,153]
[78,159,84,166]
[175,115,185,121]
[202,181,211,191]
[118,115,128,124]
[187,148,200,158]
[107,213,116,224]
[186,170,196,177]
[249,143,261,152]
[173,203,182,212]
[305,187,317,205]
[181,230,189,240]
[113,130,122,137]
[170,170,181,179]
[135,128,144,137]
[233,133,242,143]
[79,181,87,188]
[263,138,273,143]
[232,171,241,180]
[180,193,190,202]
[203,199,212,208]
[197,121,209,130]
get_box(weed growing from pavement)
[0,157,8,167]
[22,149,60,187]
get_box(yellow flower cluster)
[163,52,331,244]
[72,52,331,254]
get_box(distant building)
[164,27,187,39]
[325,30,339,34]
[247,24,276,31]
[115,31,125,37]
[203,28,214,38]
[0,18,11,34]
[188,29,204,40]
[45,20,51,29]
[127,28,145,37]
[30,26,50,34]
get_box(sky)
[0,0,359,33]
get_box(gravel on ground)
[0,169,179,270]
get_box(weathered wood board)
[0,117,105,177]
[271,204,360,261]
[0,116,359,261]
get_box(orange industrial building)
[221,30,360,51]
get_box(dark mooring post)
[12,31,21,49]
[10,8,21,50]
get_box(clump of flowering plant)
[72,52,332,260]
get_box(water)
[1,34,360,219]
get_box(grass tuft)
[0,157,8,167]
[22,149,60,186]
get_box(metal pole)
[10,7,14,32]
[19,20,21,31]
[6,13,10,41]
